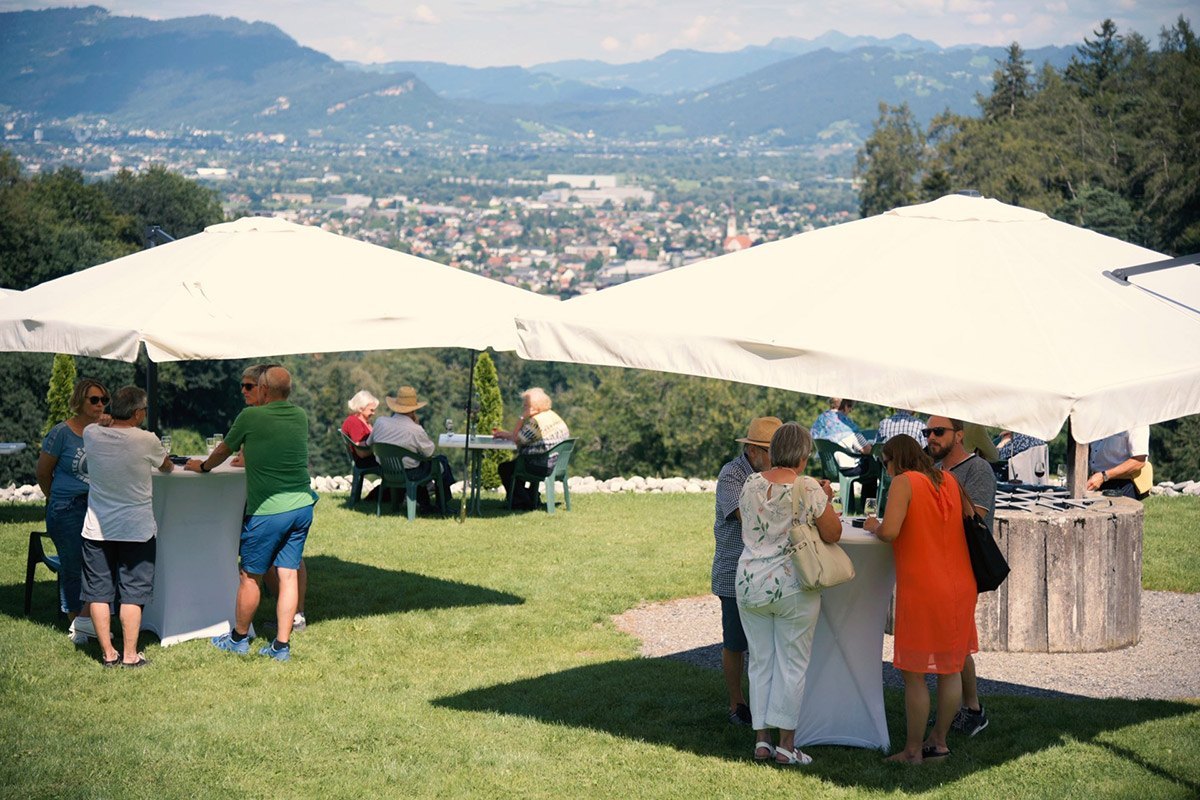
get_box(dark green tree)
[472,351,506,489]
[42,354,76,437]
[985,43,1033,120]
[855,103,924,217]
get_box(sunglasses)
[87,395,109,405]
[922,427,954,438]
[241,382,257,391]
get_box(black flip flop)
[101,655,120,669]
[121,655,149,669]
[921,745,951,761]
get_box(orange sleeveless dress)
[891,470,979,674]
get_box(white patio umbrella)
[0,215,554,361]
[516,194,1200,444]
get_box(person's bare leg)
[296,560,307,614]
[961,655,980,710]
[886,670,928,763]
[119,603,142,664]
[234,570,262,635]
[925,673,961,753]
[273,567,298,644]
[90,601,117,662]
[722,648,746,712]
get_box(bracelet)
[201,461,212,473]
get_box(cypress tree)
[473,351,506,489]
[43,354,76,436]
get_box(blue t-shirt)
[41,421,91,499]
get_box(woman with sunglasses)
[36,377,112,643]
[863,434,978,764]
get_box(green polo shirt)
[225,400,315,516]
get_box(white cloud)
[412,4,440,24]
[1000,12,1017,24]
[681,15,712,43]
[601,35,621,51]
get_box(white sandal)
[753,741,776,761]
[774,746,813,766]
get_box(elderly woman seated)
[492,387,570,510]
[341,390,380,469]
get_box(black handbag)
[957,482,1010,592]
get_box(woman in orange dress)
[864,434,978,764]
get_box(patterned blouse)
[736,473,829,608]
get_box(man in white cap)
[711,415,780,726]
[367,386,455,510]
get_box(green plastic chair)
[875,448,893,517]
[372,443,447,520]
[24,531,60,616]
[814,439,867,515]
[506,438,575,514]
[341,430,381,508]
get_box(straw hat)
[736,416,783,446]
[386,386,427,414]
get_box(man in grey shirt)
[711,416,779,725]
[925,414,995,737]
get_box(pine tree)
[473,351,505,489]
[43,354,76,437]
[855,102,925,217]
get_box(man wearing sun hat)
[711,415,781,726]
[367,386,455,510]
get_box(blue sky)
[3,1,1193,66]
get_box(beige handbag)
[788,476,855,591]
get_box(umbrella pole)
[458,350,478,523]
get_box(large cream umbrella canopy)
[516,195,1200,443]
[0,216,555,361]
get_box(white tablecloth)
[794,521,895,750]
[142,463,246,646]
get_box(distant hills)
[0,6,1077,145]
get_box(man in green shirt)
[186,366,315,662]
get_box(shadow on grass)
[302,554,524,621]
[4,553,523,629]
[433,657,1199,792]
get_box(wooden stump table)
[979,497,1143,652]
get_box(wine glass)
[161,434,172,456]
[445,418,454,434]
[1034,460,1046,485]
[864,497,879,519]
[831,495,844,517]
[205,436,217,455]
[1056,464,1067,487]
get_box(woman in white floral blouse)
[736,422,840,765]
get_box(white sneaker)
[68,616,96,644]
[292,612,307,633]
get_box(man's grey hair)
[110,386,148,421]
[769,422,813,469]
[347,390,379,413]
[262,366,292,400]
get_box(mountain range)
[1,6,1077,145]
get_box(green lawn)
[2,494,1198,799]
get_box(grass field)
[1,494,1197,799]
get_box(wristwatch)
[1101,470,1108,483]
[201,460,212,473]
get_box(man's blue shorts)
[719,595,748,653]
[239,504,313,575]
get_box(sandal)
[753,741,776,762]
[121,654,150,669]
[774,746,813,766]
[101,654,121,669]
[921,745,951,761]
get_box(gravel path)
[612,590,1200,700]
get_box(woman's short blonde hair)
[522,387,552,414]
[347,390,379,413]
[769,422,813,468]
[68,378,109,415]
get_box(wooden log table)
[979,496,1143,652]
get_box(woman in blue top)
[36,377,111,641]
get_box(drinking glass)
[864,498,879,518]
[212,433,223,445]
[161,434,172,456]
[831,495,844,517]
[1034,460,1046,484]
[206,436,217,455]
[1056,465,1067,486]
